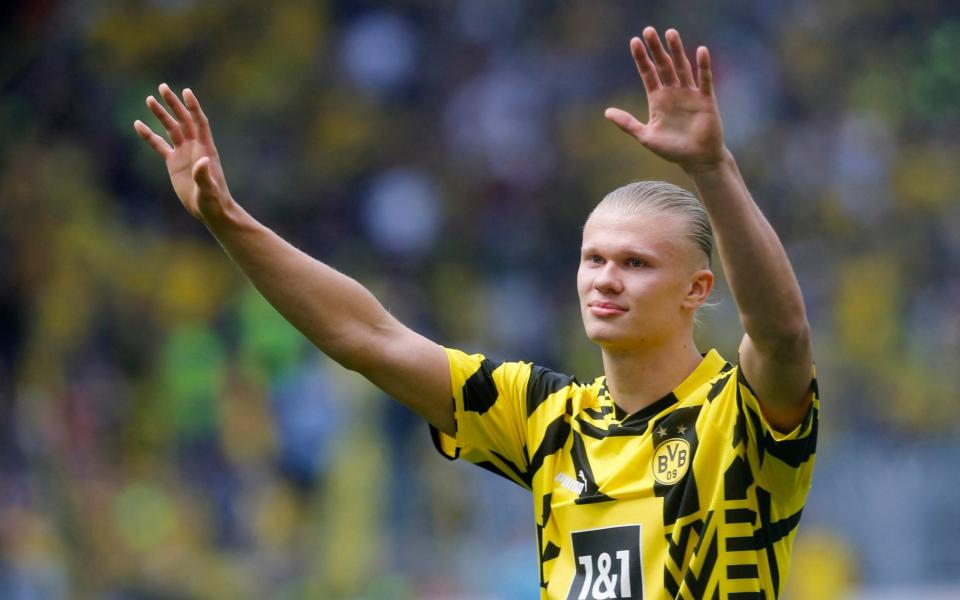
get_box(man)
[135,27,817,600]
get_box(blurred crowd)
[1,0,958,598]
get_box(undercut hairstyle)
[590,181,713,267]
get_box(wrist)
[201,194,246,231]
[682,146,735,176]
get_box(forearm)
[204,199,397,369]
[688,150,809,350]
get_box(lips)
[588,300,628,317]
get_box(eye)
[585,255,603,265]
[627,257,647,268]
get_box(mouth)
[588,301,628,317]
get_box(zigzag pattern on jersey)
[662,510,721,600]
[527,379,576,590]
[718,375,815,599]
[538,492,560,590]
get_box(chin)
[583,318,660,353]
[584,323,633,348]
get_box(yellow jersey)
[431,347,818,599]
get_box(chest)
[542,402,728,511]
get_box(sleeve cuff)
[429,424,460,461]
[737,367,817,442]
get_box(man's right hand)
[133,84,455,434]
[134,83,233,224]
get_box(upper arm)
[346,316,455,435]
[738,325,814,433]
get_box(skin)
[603,28,813,430]
[578,208,711,353]
[577,207,714,414]
[134,26,813,436]
[134,84,455,434]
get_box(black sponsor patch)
[566,525,643,599]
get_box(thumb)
[604,107,647,141]
[192,157,220,198]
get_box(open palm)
[605,28,725,173]
[133,84,232,222]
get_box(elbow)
[319,317,398,374]
[331,349,367,374]
[311,325,375,373]
[744,316,812,360]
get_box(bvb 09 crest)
[652,438,690,485]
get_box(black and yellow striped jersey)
[431,347,818,600]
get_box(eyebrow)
[580,245,659,259]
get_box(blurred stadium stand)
[1,0,959,598]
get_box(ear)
[682,269,714,309]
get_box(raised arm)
[134,84,454,434]
[605,28,813,431]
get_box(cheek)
[576,268,590,296]
[631,274,680,304]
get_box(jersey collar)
[673,348,727,400]
[602,349,728,422]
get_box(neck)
[601,336,704,415]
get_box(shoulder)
[444,347,591,416]
[526,363,587,416]
[699,355,819,457]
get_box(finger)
[643,26,679,86]
[146,95,183,146]
[133,120,172,156]
[192,157,220,198]
[604,107,647,141]
[665,29,695,88]
[159,83,196,140]
[629,37,661,93]
[182,88,214,146]
[696,46,714,96]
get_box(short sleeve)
[429,347,534,489]
[736,366,820,497]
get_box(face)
[576,208,713,352]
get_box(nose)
[593,262,623,294]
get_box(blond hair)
[590,181,713,267]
